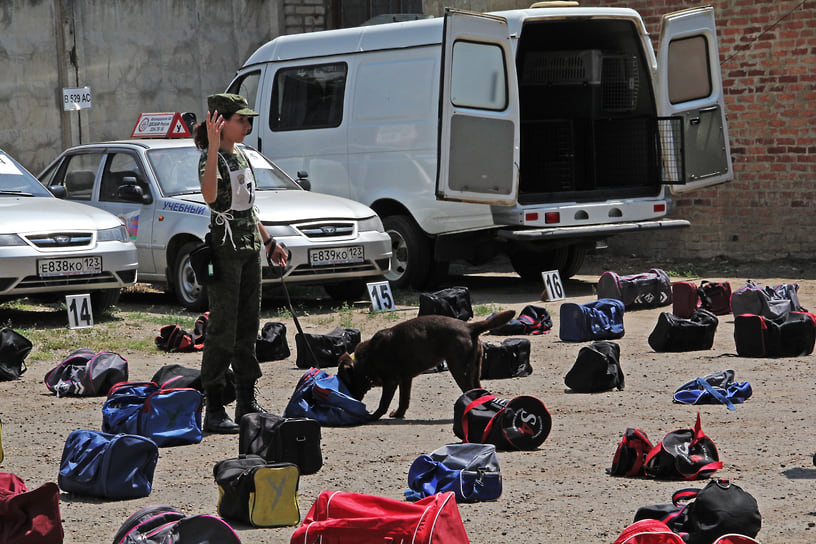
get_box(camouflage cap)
[207,93,258,117]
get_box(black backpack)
[488,305,552,335]
[634,479,761,544]
[112,505,240,544]
[564,341,624,393]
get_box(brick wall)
[597,0,815,261]
[284,0,327,34]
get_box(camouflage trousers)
[200,245,262,391]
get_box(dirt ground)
[1,255,814,544]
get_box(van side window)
[270,63,347,131]
[450,41,508,111]
[667,36,712,104]
[228,71,261,109]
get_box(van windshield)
[147,146,300,196]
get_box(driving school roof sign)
[131,112,192,138]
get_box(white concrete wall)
[0,0,281,173]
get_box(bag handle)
[671,487,699,506]
[460,393,496,442]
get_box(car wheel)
[382,215,433,290]
[324,279,367,303]
[173,241,209,311]
[91,289,120,314]
[509,248,568,282]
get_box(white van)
[227,3,732,288]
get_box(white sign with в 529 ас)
[63,87,92,111]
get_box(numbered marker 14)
[367,281,396,312]
[541,270,566,301]
[66,294,94,329]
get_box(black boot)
[235,382,268,423]
[203,387,239,434]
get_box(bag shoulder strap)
[460,393,496,443]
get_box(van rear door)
[657,6,733,192]
[436,8,520,206]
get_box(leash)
[268,255,320,365]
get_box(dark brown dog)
[338,310,515,419]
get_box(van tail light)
[654,203,666,213]
[544,212,560,224]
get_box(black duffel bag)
[648,309,719,352]
[417,286,473,321]
[453,388,551,451]
[481,338,532,379]
[238,412,322,475]
[295,327,361,369]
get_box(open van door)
[436,8,520,205]
[657,6,733,193]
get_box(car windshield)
[0,150,53,197]
[147,146,301,196]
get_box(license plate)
[37,256,102,277]
[309,246,364,266]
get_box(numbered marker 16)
[367,281,396,312]
[66,294,94,329]
[541,270,566,301]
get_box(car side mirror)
[296,171,311,191]
[49,185,67,199]
[117,176,153,204]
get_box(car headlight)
[358,215,384,232]
[265,225,299,237]
[0,234,26,246]
[97,225,129,242]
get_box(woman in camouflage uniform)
[194,93,287,434]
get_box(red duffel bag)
[290,490,469,544]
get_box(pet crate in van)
[521,50,639,113]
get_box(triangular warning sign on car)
[131,112,192,138]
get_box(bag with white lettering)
[453,388,551,451]
[44,348,128,397]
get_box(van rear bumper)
[496,219,690,241]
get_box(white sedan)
[39,139,391,310]
[0,149,137,311]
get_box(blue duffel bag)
[559,298,625,342]
[102,381,203,447]
[283,367,370,426]
[58,429,158,499]
[407,443,502,503]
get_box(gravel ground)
[1,255,814,543]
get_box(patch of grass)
[666,265,700,279]
[334,302,355,329]
[473,303,502,316]
[17,324,155,363]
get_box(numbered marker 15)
[541,270,566,301]
[367,281,396,312]
[66,294,94,329]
